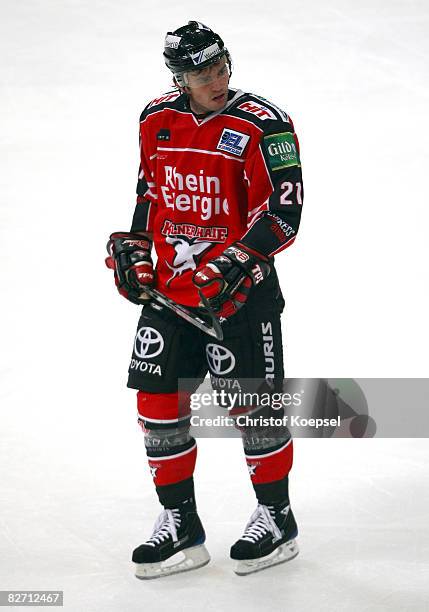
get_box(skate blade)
[135,544,210,580]
[234,539,299,576]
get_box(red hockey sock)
[245,439,293,485]
[147,438,197,487]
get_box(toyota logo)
[206,344,236,375]
[134,327,164,359]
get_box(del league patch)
[216,128,250,157]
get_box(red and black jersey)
[130,87,303,307]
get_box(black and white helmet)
[163,21,232,87]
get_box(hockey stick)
[142,287,224,341]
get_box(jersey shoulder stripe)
[225,91,292,129]
[139,90,185,122]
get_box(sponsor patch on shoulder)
[216,128,250,157]
[147,91,181,109]
[238,101,277,120]
[264,132,300,171]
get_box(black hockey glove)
[105,231,154,305]
[193,242,270,319]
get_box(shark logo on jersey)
[165,237,213,286]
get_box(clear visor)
[182,56,230,89]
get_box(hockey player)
[106,21,303,578]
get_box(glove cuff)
[223,242,270,286]
[107,231,152,255]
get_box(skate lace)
[240,504,282,543]
[145,509,181,547]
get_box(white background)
[1,0,428,610]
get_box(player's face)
[184,57,230,114]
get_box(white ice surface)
[1,0,429,610]
[1,428,429,611]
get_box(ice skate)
[132,502,210,579]
[230,501,299,575]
